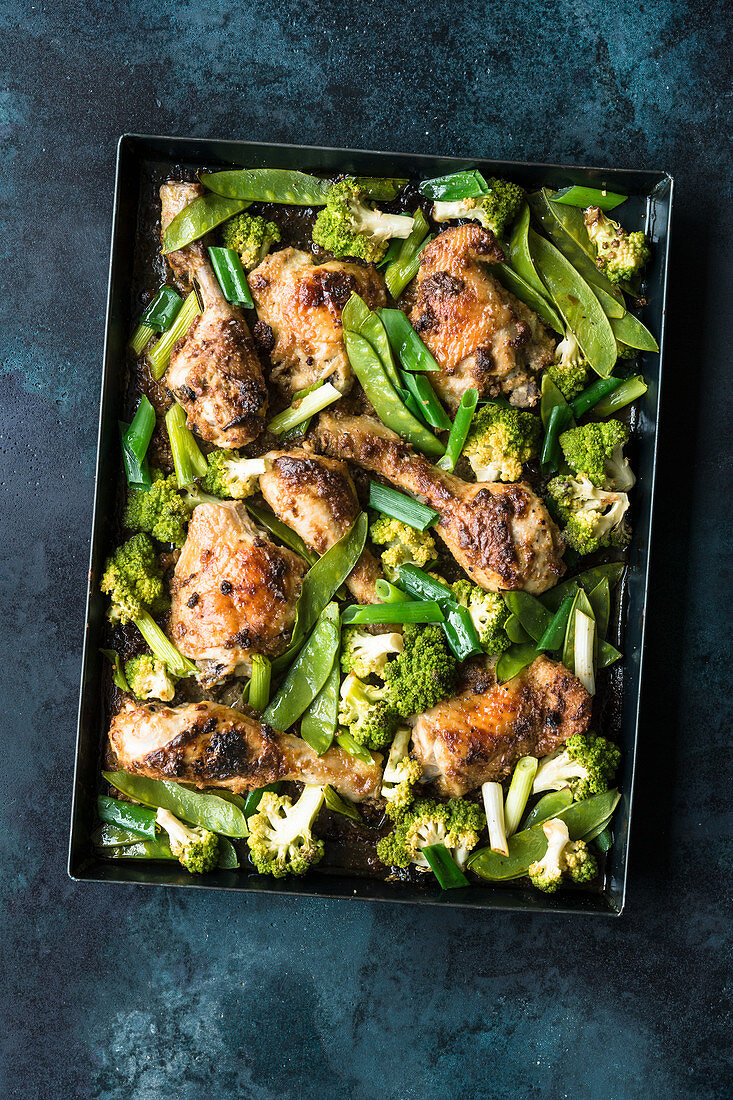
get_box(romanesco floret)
[155,808,219,874]
[380,726,422,819]
[450,579,510,656]
[124,469,192,547]
[584,206,650,285]
[546,331,589,400]
[220,213,281,268]
[312,179,415,263]
[369,513,436,580]
[431,177,524,238]
[528,817,597,893]
[246,786,325,877]
[124,654,177,702]
[200,449,267,499]
[338,672,399,751]
[533,733,620,803]
[341,627,404,679]
[558,419,632,489]
[383,623,458,719]
[100,533,168,624]
[546,475,630,554]
[461,402,542,482]
[376,796,485,870]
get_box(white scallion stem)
[482,781,509,856]
[574,610,596,695]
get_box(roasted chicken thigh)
[409,224,554,409]
[315,412,565,593]
[160,181,268,446]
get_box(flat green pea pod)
[520,788,574,831]
[507,204,563,316]
[162,193,250,253]
[541,563,625,612]
[343,331,444,457]
[503,591,553,643]
[300,654,341,755]
[102,770,249,837]
[291,513,367,643]
[598,640,622,668]
[587,576,611,639]
[540,373,572,430]
[490,263,565,335]
[504,614,531,645]
[609,312,659,353]
[93,823,240,868]
[245,502,318,566]
[200,168,332,205]
[342,293,401,390]
[495,642,540,683]
[528,229,617,378]
[469,789,620,880]
[323,784,364,824]
[263,603,340,732]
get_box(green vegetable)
[147,290,201,380]
[102,771,249,837]
[267,381,341,435]
[462,400,542,482]
[504,615,531,644]
[508,205,552,297]
[122,396,155,477]
[381,726,422,816]
[312,178,414,262]
[246,786,326,877]
[323,785,363,824]
[201,450,266,500]
[379,307,440,372]
[419,169,489,200]
[341,601,444,625]
[162,193,249,253]
[558,419,632,488]
[537,588,577,651]
[368,481,439,530]
[245,502,318,566]
[398,368,453,432]
[242,783,282,820]
[423,843,470,890]
[562,588,595,671]
[202,167,332,205]
[594,825,614,852]
[100,648,130,692]
[592,375,647,417]
[396,565,483,661]
[546,331,589,400]
[336,731,374,763]
[139,286,183,332]
[553,185,627,211]
[377,797,485,871]
[482,781,508,855]
[129,322,156,356]
[609,312,658,353]
[533,733,620,803]
[431,177,524,238]
[219,212,281,268]
[155,807,219,874]
[449,579,510,657]
[288,514,367,647]
[541,401,574,475]
[384,210,432,298]
[382,621,458,718]
[351,177,409,200]
[521,788,574,831]
[587,576,610,639]
[368,513,436,581]
[207,246,254,307]
[165,403,208,488]
[338,672,399,751]
[341,628,403,680]
[495,642,539,683]
[598,640,622,668]
[263,603,340,731]
[503,591,552,643]
[540,373,570,429]
[300,658,340,755]
[343,331,444,457]
[490,262,565,334]
[375,579,411,603]
[249,655,271,712]
[528,817,597,892]
[584,206,650,285]
[124,469,191,547]
[570,376,623,418]
[124,654,177,702]
[436,388,479,472]
[342,293,401,390]
[97,795,156,838]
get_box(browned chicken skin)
[409,224,554,410]
[411,656,592,796]
[260,448,383,603]
[315,412,565,593]
[169,501,307,682]
[108,699,383,800]
[248,247,385,397]
[160,181,268,447]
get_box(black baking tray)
[68,134,672,915]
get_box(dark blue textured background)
[1,2,731,1097]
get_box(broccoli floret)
[123,469,191,547]
[246,786,325,877]
[100,533,168,624]
[155,807,219,874]
[381,726,422,819]
[431,177,524,238]
[377,796,485,870]
[312,179,415,263]
[584,206,650,285]
[338,672,399,751]
[462,402,542,482]
[341,627,404,679]
[558,419,634,490]
[450,579,510,657]
[547,475,631,555]
[528,817,598,893]
[200,449,267,500]
[383,623,458,719]
[124,654,177,701]
[546,331,589,400]
[369,513,436,581]
[220,213,281,269]
[533,733,620,803]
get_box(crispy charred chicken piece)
[315,412,565,594]
[411,656,592,797]
[248,247,385,398]
[259,448,382,603]
[409,224,554,410]
[159,181,268,447]
[169,501,307,683]
[108,698,383,801]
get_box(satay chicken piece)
[315,412,565,594]
[411,656,592,797]
[259,448,382,603]
[108,699,383,801]
[248,247,385,397]
[159,181,268,447]
[169,501,307,683]
[409,224,554,410]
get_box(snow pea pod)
[495,642,540,683]
[291,513,367,643]
[508,204,554,301]
[521,788,574,831]
[541,402,574,474]
[541,563,625,612]
[503,591,552,642]
[587,576,611,639]
[380,308,441,372]
[323,785,364,824]
[540,373,572,430]
[342,293,401,390]
[97,795,156,838]
[300,653,341,756]
[243,783,282,819]
[609,311,659,352]
[537,587,578,652]
[162,193,249,253]
[102,771,249,837]
[352,177,410,200]
[490,263,565,334]
[504,614,531,645]
[200,168,332,205]
[245,502,318,566]
[529,229,617,378]
[343,332,444,457]
[598,640,622,668]
[263,603,340,732]
[469,789,620,880]
[399,369,453,431]
[385,209,431,298]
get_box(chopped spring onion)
[594,825,614,852]
[436,388,479,471]
[504,757,539,837]
[341,601,444,626]
[207,246,254,308]
[129,323,157,356]
[395,564,482,661]
[537,588,578,651]
[97,795,156,839]
[540,401,574,475]
[552,185,627,211]
[123,395,156,466]
[267,382,341,435]
[323,785,363,823]
[419,169,488,201]
[570,376,624,419]
[134,610,197,677]
[165,403,208,488]
[422,843,470,889]
[100,648,130,692]
[249,655,271,712]
[119,420,151,490]
[140,287,184,332]
[336,731,374,764]
[574,610,596,694]
[375,579,411,603]
[399,369,453,431]
[147,291,201,380]
[593,375,648,418]
[482,781,509,856]
[384,209,430,298]
[368,481,439,531]
[380,308,441,372]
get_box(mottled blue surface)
[1,1,731,1097]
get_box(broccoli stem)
[134,610,196,677]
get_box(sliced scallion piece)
[129,323,156,356]
[249,655,271,712]
[380,307,441,372]
[504,757,539,838]
[422,843,470,889]
[140,287,183,332]
[482,781,509,856]
[400,369,452,432]
[147,291,201,380]
[593,375,648,418]
[341,601,444,626]
[123,396,156,466]
[384,210,430,298]
[574,610,596,694]
[207,246,253,308]
[368,481,439,530]
[165,403,208,488]
[375,579,411,603]
[336,731,373,764]
[267,382,341,435]
[100,649,130,692]
[119,420,151,490]
[436,388,479,471]
[570,376,624,419]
